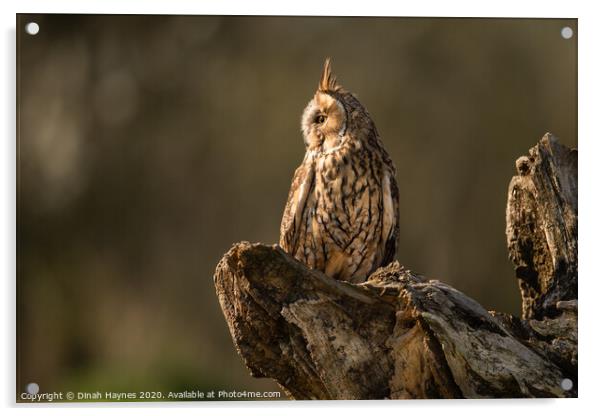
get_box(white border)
[2,0,585,17]
[3,1,601,415]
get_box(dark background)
[17,15,577,399]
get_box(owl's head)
[301,59,373,153]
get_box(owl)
[279,58,399,283]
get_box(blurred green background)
[17,15,577,400]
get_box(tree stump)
[213,133,577,399]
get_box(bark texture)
[506,133,577,320]
[214,133,577,399]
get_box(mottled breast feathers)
[280,154,316,254]
[279,58,399,283]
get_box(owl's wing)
[381,169,400,266]
[279,156,315,254]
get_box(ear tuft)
[318,58,342,93]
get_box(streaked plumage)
[279,59,399,283]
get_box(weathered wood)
[213,134,577,399]
[506,133,577,320]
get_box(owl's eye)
[314,114,326,124]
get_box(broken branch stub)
[506,133,577,320]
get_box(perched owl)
[279,58,399,283]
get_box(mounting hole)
[561,26,573,40]
[26,382,39,395]
[25,22,40,35]
[560,378,573,391]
